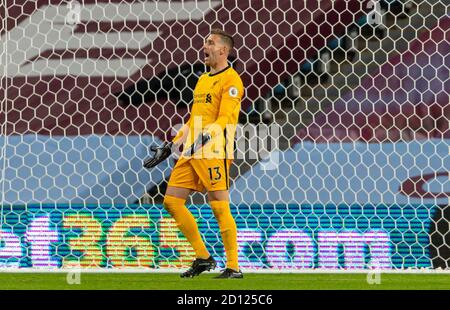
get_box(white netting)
[0,0,448,270]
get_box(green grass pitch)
[0,273,449,290]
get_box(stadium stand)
[0,0,449,273]
[229,8,449,206]
[294,15,449,143]
[0,0,373,204]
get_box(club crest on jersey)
[229,86,238,97]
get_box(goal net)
[0,0,448,270]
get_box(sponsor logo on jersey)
[206,93,212,104]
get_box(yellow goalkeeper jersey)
[183,65,244,159]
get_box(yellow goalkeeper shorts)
[167,158,232,192]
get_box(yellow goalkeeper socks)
[163,195,210,259]
[210,200,239,271]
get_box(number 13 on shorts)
[208,167,222,181]
[193,159,230,191]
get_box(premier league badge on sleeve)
[228,86,238,97]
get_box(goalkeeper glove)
[183,132,212,157]
[143,141,173,169]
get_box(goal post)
[0,0,448,271]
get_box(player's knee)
[163,195,185,214]
[210,202,236,231]
[208,190,229,202]
[210,202,226,217]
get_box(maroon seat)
[294,16,450,144]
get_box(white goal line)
[0,268,449,274]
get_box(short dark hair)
[210,28,234,50]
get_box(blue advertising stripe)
[230,140,450,206]
[0,135,170,205]
[0,204,435,269]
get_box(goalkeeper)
[144,29,244,279]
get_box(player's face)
[203,34,226,67]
